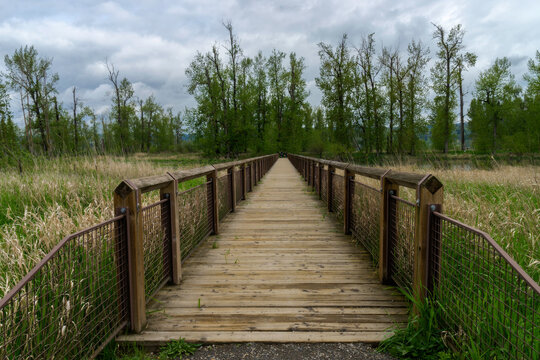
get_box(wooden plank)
[117,330,395,344]
[119,158,408,345]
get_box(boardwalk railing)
[289,154,539,358]
[0,154,278,359]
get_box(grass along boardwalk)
[117,159,407,346]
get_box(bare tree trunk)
[459,70,465,151]
[72,87,78,152]
[20,90,34,154]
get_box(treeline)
[1,23,540,162]
[0,46,186,163]
[188,23,540,156]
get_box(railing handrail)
[291,154,442,193]
[433,211,540,295]
[115,155,276,196]
[0,214,126,309]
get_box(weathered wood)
[412,176,444,314]
[327,165,334,212]
[379,175,399,284]
[113,185,147,333]
[343,168,352,234]
[229,167,236,212]
[207,169,219,235]
[118,331,394,344]
[317,162,322,199]
[118,158,406,345]
[289,154,441,190]
[160,175,181,284]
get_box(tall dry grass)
[0,155,199,297]
[387,163,539,281]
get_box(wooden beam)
[161,175,181,284]
[379,176,399,284]
[412,176,443,314]
[113,183,147,333]
[207,169,219,235]
[343,168,352,235]
[229,167,236,212]
[327,165,334,212]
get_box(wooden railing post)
[229,166,236,212]
[309,161,315,189]
[343,167,353,234]
[241,164,247,200]
[113,182,147,333]
[207,169,219,235]
[379,174,399,284]
[161,175,181,284]
[327,165,334,212]
[412,177,443,312]
[253,161,258,186]
[317,162,322,199]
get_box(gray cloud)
[1,0,539,127]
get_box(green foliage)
[379,291,449,359]
[159,338,200,359]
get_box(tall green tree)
[431,24,465,153]
[469,57,520,153]
[316,34,355,149]
[267,49,287,151]
[4,45,58,154]
[404,40,430,155]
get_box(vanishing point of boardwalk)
[118,159,407,345]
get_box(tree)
[285,52,308,152]
[380,47,398,153]
[72,86,80,152]
[4,45,58,154]
[356,33,383,154]
[470,57,520,153]
[456,52,477,150]
[106,61,135,153]
[431,24,465,153]
[316,34,355,148]
[0,79,20,152]
[404,40,430,155]
[267,49,287,150]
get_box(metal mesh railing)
[331,173,344,221]
[0,216,129,359]
[142,199,171,301]
[389,195,416,291]
[178,181,213,261]
[217,173,232,221]
[430,212,540,358]
[350,180,381,264]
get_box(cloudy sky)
[1,0,539,126]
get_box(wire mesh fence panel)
[141,199,171,301]
[331,173,344,222]
[217,174,231,221]
[430,212,540,359]
[350,181,381,265]
[178,181,213,262]
[235,170,243,203]
[0,216,129,359]
[321,169,328,205]
[389,195,416,291]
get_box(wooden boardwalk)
[118,159,407,345]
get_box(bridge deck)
[118,159,407,345]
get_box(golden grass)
[0,155,201,296]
